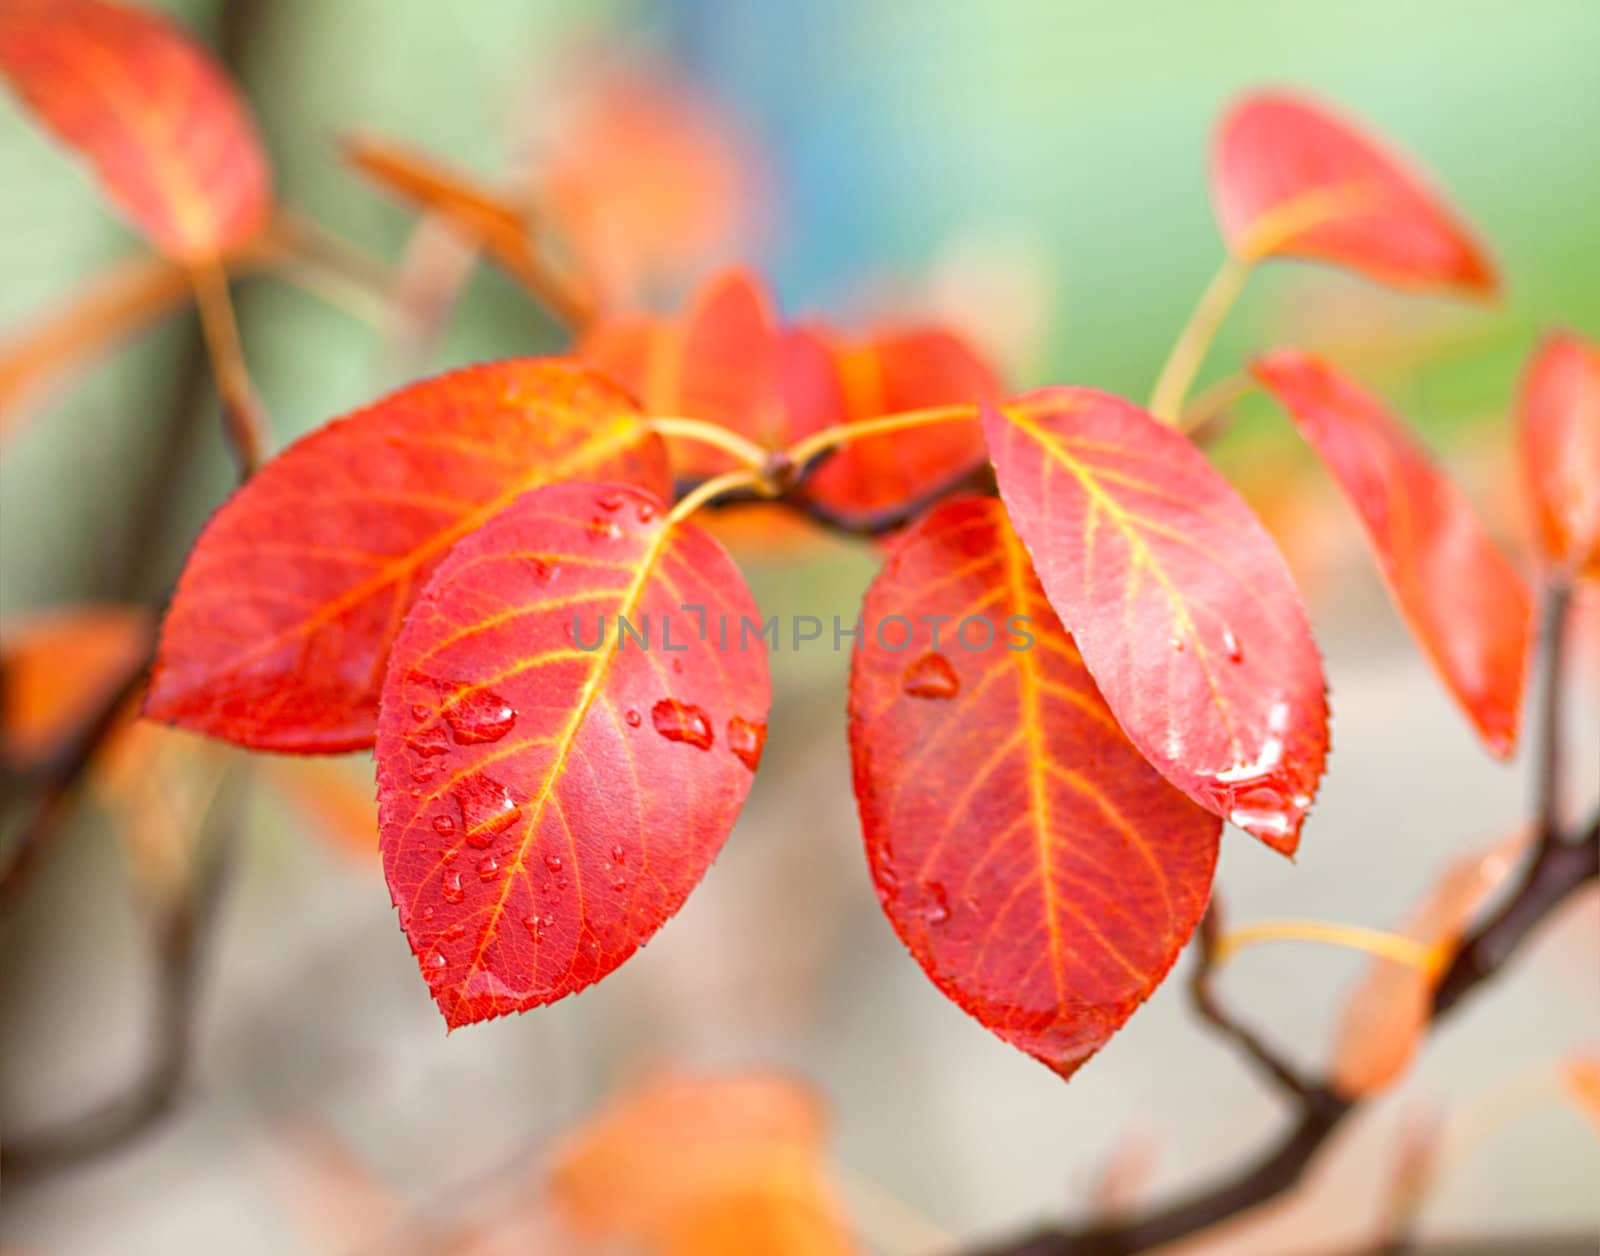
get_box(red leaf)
[1517,329,1600,577]
[0,0,271,261]
[981,390,1328,853]
[797,326,1001,528]
[146,361,668,753]
[376,482,769,1027]
[1252,350,1533,757]
[849,497,1220,1077]
[1211,90,1496,296]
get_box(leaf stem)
[785,403,978,469]
[1212,919,1443,973]
[646,415,771,471]
[188,257,270,478]
[1148,253,1256,425]
[666,466,773,525]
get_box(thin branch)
[961,584,1596,1256]
[0,777,245,1178]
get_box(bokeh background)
[2,1,1597,1252]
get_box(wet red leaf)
[849,497,1220,1077]
[1516,329,1600,577]
[0,0,271,261]
[1253,350,1532,757]
[796,326,1001,528]
[376,481,769,1027]
[981,390,1328,854]
[146,361,668,754]
[1211,90,1496,296]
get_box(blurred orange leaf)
[0,0,271,261]
[1328,828,1529,1097]
[1517,329,1600,578]
[1212,90,1496,296]
[1562,1052,1600,1135]
[0,603,150,769]
[269,758,378,860]
[548,1071,854,1256]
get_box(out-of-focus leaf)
[981,390,1328,854]
[1328,828,1529,1097]
[1253,350,1533,758]
[849,497,1220,1077]
[1561,1053,1600,1136]
[0,0,271,260]
[1517,329,1600,577]
[547,1071,853,1256]
[269,759,378,860]
[376,482,769,1027]
[0,604,150,769]
[796,327,1001,528]
[146,361,669,754]
[1211,90,1496,296]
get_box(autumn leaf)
[981,390,1328,854]
[376,481,770,1027]
[1211,90,1496,296]
[145,360,669,754]
[848,497,1220,1078]
[0,0,271,261]
[1516,329,1600,577]
[1252,350,1533,758]
[1564,1053,1600,1135]
[1328,828,1529,1097]
[581,267,841,481]
[547,1070,853,1256]
[0,603,150,769]
[796,326,1001,529]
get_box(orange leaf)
[547,1070,852,1256]
[0,0,271,261]
[1517,329,1600,577]
[1211,90,1496,296]
[797,326,1002,528]
[146,361,669,754]
[1253,350,1533,758]
[1563,1053,1600,1135]
[270,758,379,860]
[0,603,150,769]
[376,482,769,1027]
[981,390,1329,853]
[849,497,1220,1077]
[1328,828,1529,1097]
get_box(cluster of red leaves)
[6,2,1596,1085]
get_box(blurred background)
[2,1,1597,1252]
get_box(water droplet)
[1171,635,1186,653]
[922,881,952,926]
[452,775,519,848]
[521,914,541,942]
[476,855,500,882]
[611,843,626,864]
[651,698,714,750]
[421,906,435,922]
[625,708,642,728]
[544,853,564,874]
[636,500,656,522]
[597,490,626,512]
[727,716,766,771]
[441,871,464,903]
[589,516,623,541]
[410,703,430,722]
[903,652,959,700]
[1222,627,1244,663]
[442,922,465,941]
[608,867,627,891]
[671,657,685,675]
[405,723,452,759]
[442,686,517,745]
[432,815,455,836]
[410,761,436,784]
[421,949,447,986]
[523,557,553,585]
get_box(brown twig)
[961,582,1597,1256]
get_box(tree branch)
[961,581,1597,1256]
